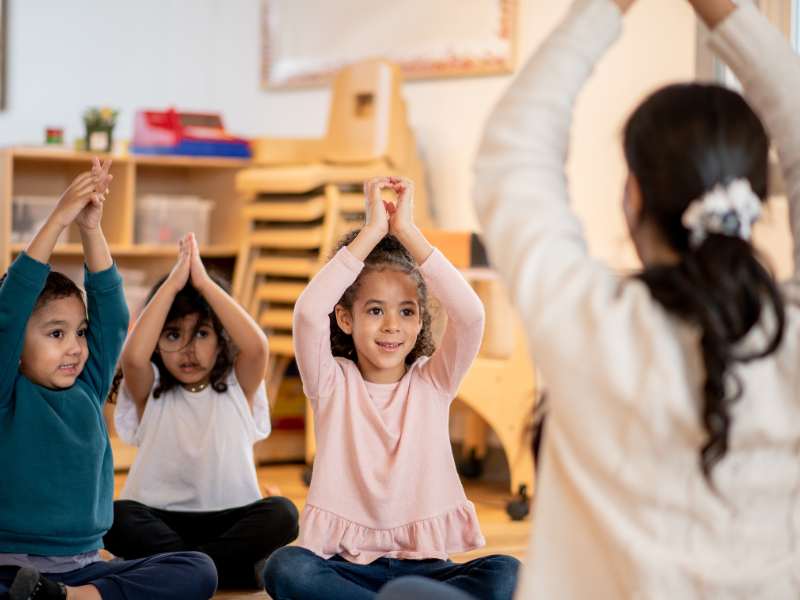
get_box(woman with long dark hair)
[469,0,800,597]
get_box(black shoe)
[9,568,67,600]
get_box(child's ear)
[334,305,353,335]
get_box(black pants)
[104,497,298,589]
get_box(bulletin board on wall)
[261,0,517,89]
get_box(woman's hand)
[613,0,636,13]
[685,0,736,28]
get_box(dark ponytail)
[624,83,786,482]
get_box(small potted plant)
[83,106,119,153]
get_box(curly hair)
[108,272,236,403]
[329,229,435,365]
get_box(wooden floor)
[114,464,531,600]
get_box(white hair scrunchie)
[681,178,762,248]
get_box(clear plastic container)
[119,268,150,317]
[12,195,67,244]
[135,195,215,245]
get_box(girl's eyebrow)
[364,299,418,307]
[40,318,89,328]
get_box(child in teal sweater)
[0,159,217,600]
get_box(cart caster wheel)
[457,448,484,479]
[506,484,531,521]
[301,464,313,487]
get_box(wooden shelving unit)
[1,146,251,283]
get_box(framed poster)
[261,0,517,89]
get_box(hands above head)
[75,157,113,232]
[51,160,109,231]
[350,176,424,262]
[363,175,416,238]
[187,232,212,291]
[610,0,735,28]
[165,232,212,294]
[362,176,392,239]
[613,0,637,13]
[684,0,736,28]
[385,176,415,238]
[165,233,193,293]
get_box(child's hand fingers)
[99,172,113,189]
[72,172,94,188]
[364,176,393,197]
[73,181,99,199]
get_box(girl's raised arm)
[188,234,269,407]
[78,157,114,273]
[120,235,191,417]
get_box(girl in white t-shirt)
[103,232,298,590]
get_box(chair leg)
[266,355,291,406]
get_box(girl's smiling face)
[335,268,423,384]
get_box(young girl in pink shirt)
[262,176,519,600]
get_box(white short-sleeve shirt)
[115,364,270,511]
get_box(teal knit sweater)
[0,252,129,555]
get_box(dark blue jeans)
[377,576,479,600]
[0,551,216,600]
[263,546,520,600]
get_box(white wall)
[0,0,698,268]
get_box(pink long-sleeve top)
[293,245,486,564]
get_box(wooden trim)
[9,243,240,258]
[3,147,251,169]
[0,150,11,272]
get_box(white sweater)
[474,1,800,598]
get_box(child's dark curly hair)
[329,229,435,365]
[108,273,236,403]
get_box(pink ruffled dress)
[293,246,486,564]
